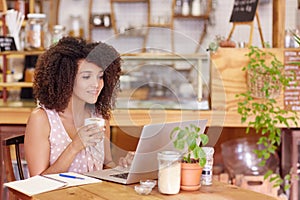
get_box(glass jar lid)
[27,13,46,19]
[157,151,181,161]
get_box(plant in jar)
[170,124,208,190]
[236,45,299,191]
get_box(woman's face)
[73,60,104,104]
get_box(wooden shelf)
[116,32,147,37]
[89,24,112,29]
[173,14,210,20]
[111,0,148,3]
[0,82,33,88]
[0,50,44,56]
[148,23,173,28]
[121,52,207,60]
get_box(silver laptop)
[83,119,208,184]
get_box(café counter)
[2,48,300,128]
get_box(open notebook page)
[4,172,101,196]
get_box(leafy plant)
[236,46,299,191]
[170,124,209,167]
[292,31,300,45]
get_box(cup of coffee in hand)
[84,118,105,127]
[84,118,105,140]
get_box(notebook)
[83,119,208,184]
[4,172,101,196]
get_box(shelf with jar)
[0,50,43,102]
[0,0,40,27]
[173,0,212,52]
[173,0,212,18]
[0,1,57,102]
[110,0,149,34]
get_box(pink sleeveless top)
[42,107,104,173]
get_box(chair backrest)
[3,134,25,182]
[0,0,7,13]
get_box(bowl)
[140,180,156,189]
[134,184,152,195]
[221,137,279,178]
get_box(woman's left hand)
[118,151,135,168]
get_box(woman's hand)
[118,151,135,168]
[76,124,105,149]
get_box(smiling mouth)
[88,90,99,95]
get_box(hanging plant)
[236,46,299,191]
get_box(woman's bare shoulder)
[28,107,48,122]
[26,107,50,133]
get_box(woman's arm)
[25,108,53,176]
[24,108,88,176]
[103,120,135,169]
[103,120,117,168]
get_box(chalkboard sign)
[284,49,300,111]
[0,36,17,52]
[229,0,259,23]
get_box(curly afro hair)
[33,36,122,120]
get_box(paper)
[46,172,101,187]
[4,172,102,196]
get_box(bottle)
[192,0,201,16]
[157,151,181,194]
[182,0,190,16]
[285,30,292,48]
[201,147,214,186]
[174,0,182,15]
[25,13,47,50]
[51,25,66,44]
[69,15,84,38]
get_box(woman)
[24,37,132,176]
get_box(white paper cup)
[84,118,105,143]
[84,118,105,127]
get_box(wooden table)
[8,180,279,200]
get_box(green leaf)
[264,170,273,180]
[173,139,185,150]
[284,184,291,191]
[198,157,206,167]
[187,139,197,151]
[200,134,209,146]
[170,127,180,139]
[174,130,186,141]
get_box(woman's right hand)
[76,124,105,150]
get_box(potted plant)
[236,45,299,191]
[170,124,209,191]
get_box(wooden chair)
[3,134,26,200]
[3,134,26,183]
[0,0,7,13]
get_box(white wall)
[58,0,298,54]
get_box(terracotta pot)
[180,162,203,191]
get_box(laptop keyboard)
[110,172,129,179]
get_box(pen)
[59,173,85,180]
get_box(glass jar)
[51,25,66,44]
[25,13,47,50]
[25,67,34,82]
[157,151,181,194]
[182,0,190,16]
[174,0,182,15]
[68,15,84,38]
[192,0,201,16]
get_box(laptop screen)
[129,119,208,174]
